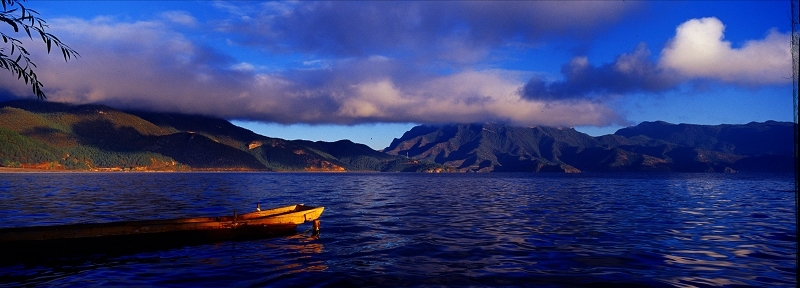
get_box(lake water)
[0,172,796,287]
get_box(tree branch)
[1,0,78,99]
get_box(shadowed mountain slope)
[614,121,794,156]
[385,122,795,172]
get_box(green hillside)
[0,100,443,172]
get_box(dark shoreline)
[0,167,355,173]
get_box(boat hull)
[0,204,324,261]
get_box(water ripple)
[0,172,796,287]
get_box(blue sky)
[0,1,794,149]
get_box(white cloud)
[160,11,198,26]
[330,70,624,127]
[659,17,791,85]
[231,62,256,72]
[407,70,623,126]
[339,80,408,118]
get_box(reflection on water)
[0,172,796,287]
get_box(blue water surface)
[0,172,796,287]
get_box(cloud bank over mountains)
[0,2,791,129]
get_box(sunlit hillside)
[0,100,444,172]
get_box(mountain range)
[1,100,795,173]
[384,122,795,172]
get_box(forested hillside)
[0,100,444,172]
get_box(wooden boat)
[0,204,324,260]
